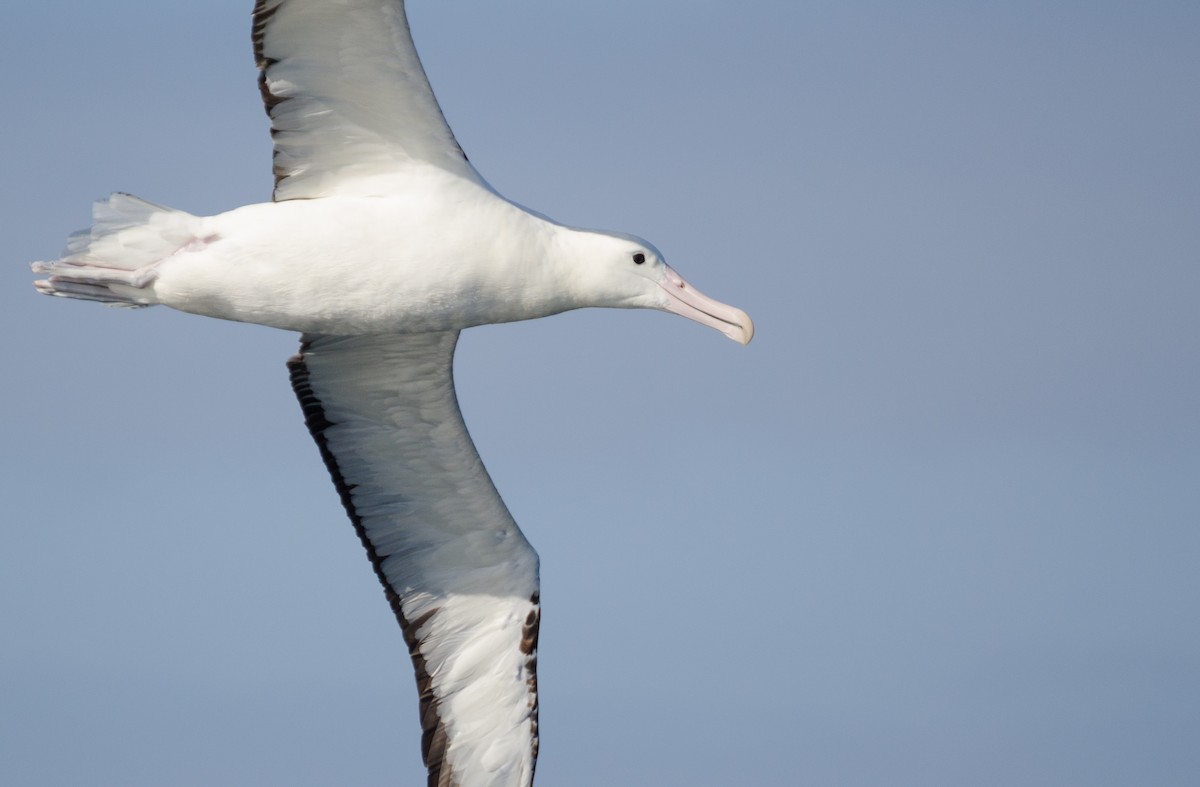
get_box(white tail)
[32,193,200,307]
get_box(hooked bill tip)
[732,309,754,345]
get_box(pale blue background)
[2,2,1198,785]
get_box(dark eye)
[632,252,646,265]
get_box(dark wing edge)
[251,0,289,189]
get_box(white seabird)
[32,1,753,785]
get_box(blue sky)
[2,1,1198,785]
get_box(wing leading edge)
[289,332,540,787]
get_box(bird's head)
[566,229,754,345]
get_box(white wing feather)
[253,0,487,200]
[289,333,540,787]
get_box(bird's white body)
[106,174,621,335]
[31,1,752,784]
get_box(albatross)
[32,1,753,784]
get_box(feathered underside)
[289,333,541,787]
[252,0,486,200]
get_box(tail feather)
[33,279,142,306]
[32,193,200,307]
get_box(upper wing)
[289,332,540,787]
[253,0,487,200]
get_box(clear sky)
[3,1,1198,785]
